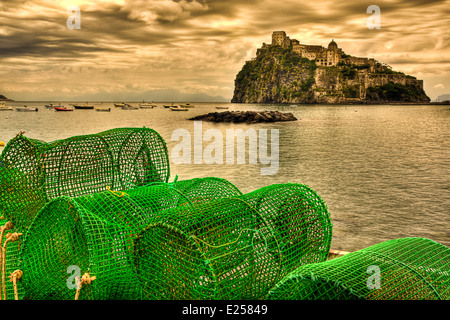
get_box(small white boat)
[216,106,229,110]
[0,102,13,111]
[15,105,38,112]
[169,105,188,111]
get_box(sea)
[1,101,449,252]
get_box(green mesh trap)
[267,237,450,300]
[133,183,332,300]
[18,177,242,300]
[0,127,170,233]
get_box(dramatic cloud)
[0,0,448,101]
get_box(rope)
[9,270,23,300]
[106,186,128,198]
[74,273,96,300]
[2,232,22,300]
[0,221,14,301]
[191,227,269,254]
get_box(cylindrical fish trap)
[240,183,332,274]
[172,177,243,203]
[267,237,450,300]
[19,184,188,300]
[0,127,170,233]
[133,183,332,300]
[18,177,242,300]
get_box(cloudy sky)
[0,0,449,101]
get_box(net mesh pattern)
[18,177,242,300]
[0,127,170,233]
[133,183,332,300]
[267,237,450,300]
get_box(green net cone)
[267,237,450,300]
[133,183,332,300]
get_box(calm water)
[1,101,449,252]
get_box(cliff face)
[231,45,430,104]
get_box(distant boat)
[73,102,94,110]
[54,106,73,112]
[169,105,188,111]
[15,105,38,112]
[163,103,174,108]
[95,107,111,112]
[114,103,126,108]
[0,102,13,111]
[139,103,157,109]
[216,106,229,110]
[121,104,138,110]
[180,103,194,108]
[45,103,55,109]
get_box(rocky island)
[189,110,297,123]
[232,31,430,104]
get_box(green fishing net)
[133,183,332,300]
[267,237,450,300]
[18,177,242,300]
[0,127,170,233]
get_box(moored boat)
[15,105,38,112]
[114,103,126,108]
[54,106,73,112]
[121,103,138,110]
[95,107,111,112]
[216,106,229,110]
[139,103,157,109]
[180,103,194,108]
[169,105,188,111]
[0,102,13,111]
[73,102,95,110]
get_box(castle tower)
[272,31,287,46]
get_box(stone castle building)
[244,31,427,103]
[258,31,376,68]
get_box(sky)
[0,0,449,101]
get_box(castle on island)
[257,31,376,68]
[233,31,430,104]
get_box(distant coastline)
[0,95,14,101]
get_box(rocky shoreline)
[189,110,298,124]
